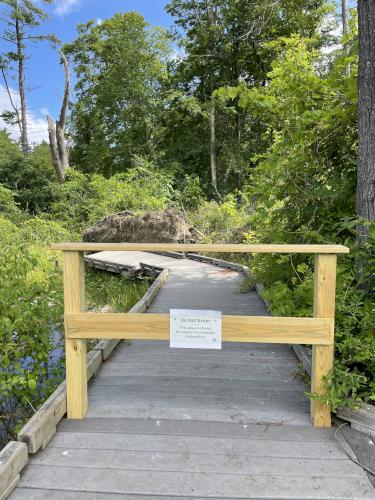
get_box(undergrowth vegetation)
[0,187,151,447]
[0,1,374,451]
[214,33,375,410]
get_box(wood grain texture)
[52,242,349,253]
[10,250,375,500]
[65,312,333,345]
[63,251,88,419]
[311,254,337,428]
[57,416,336,441]
[338,403,375,434]
[14,464,375,499]
[0,442,28,499]
[22,446,367,478]
[17,382,66,454]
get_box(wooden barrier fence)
[51,243,350,428]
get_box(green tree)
[221,34,358,248]
[219,31,375,407]
[164,0,332,195]
[65,12,170,177]
[0,0,56,154]
[0,133,59,213]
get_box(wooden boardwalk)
[11,252,375,499]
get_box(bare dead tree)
[47,50,70,183]
[0,1,58,155]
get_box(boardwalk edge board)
[15,266,170,465]
[185,252,252,276]
[337,404,375,437]
[151,250,253,278]
[0,441,28,500]
[255,276,375,437]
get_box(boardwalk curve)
[10,252,375,499]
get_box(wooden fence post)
[63,251,88,419]
[311,253,337,427]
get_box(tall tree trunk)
[56,51,70,171]
[236,111,242,195]
[236,112,241,146]
[207,2,218,195]
[47,51,71,183]
[47,116,65,183]
[342,0,350,75]
[357,0,375,239]
[209,102,218,194]
[15,18,28,155]
[341,0,348,46]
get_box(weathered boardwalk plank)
[10,251,375,499]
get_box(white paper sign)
[170,309,222,349]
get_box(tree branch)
[0,35,17,44]
[0,66,22,135]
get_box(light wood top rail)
[51,242,350,254]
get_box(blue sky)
[0,0,172,143]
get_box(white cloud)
[96,18,103,25]
[0,84,49,145]
[54,0,82,17]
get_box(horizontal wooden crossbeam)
[65,313,333,345]
[52,242,349,254]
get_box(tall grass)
[86,268,150,312]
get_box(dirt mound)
[83,209,202,244]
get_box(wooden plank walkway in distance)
[11,252,375,499]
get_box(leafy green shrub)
[0,215,151,447]
[189,195,251,242]
[214,31,375,410]
[51,159,174,230]
[0,203,155,450]
[19,218,73,246]
[49,169,96,231]
[0,221,64,445]
[0,186,24,223]
[175,175,206,211]
[250,219,375,409]
[0,137,59,214]
[219,32,375,410]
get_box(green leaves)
[28,379,37,391]
[228,26,375,410]
[0,217,65,447]
[65,12,170,176]
[50,161,174,231]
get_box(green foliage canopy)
[65,12,170,176]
